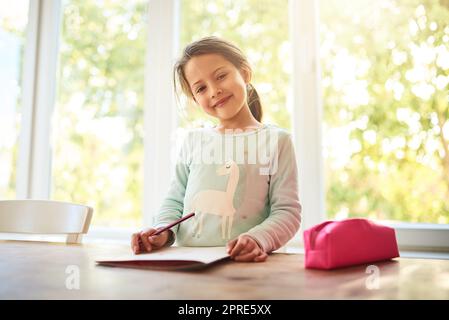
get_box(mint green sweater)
[153,124,302,253]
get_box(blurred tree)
[53,0,147,227]
[321,0,449,223]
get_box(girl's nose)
[211,87,223,98]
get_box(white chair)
[0,200,93,244]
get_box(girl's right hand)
[131,228,170,254]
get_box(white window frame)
[17,0,61,200]
[289,0,325,241]
[143,0,180,228]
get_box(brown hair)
[174,36,263,122]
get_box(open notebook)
[96,246,230,271]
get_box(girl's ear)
[240,66,252,84]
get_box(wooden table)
[1,240,449,299]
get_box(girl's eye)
[217,74,226,80]
[196,86,205,94]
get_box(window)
[179,0,292,130]
[0,0,29,199]
[51,0,147,228]
[320,0,449,224]
[4,0,447,249]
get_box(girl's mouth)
[214,95,232,108]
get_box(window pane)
[52,0,147,227]
[0,0,29,199]
[320,0,449,223]
[179,0,291,129]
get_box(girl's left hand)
[226,235,268,262]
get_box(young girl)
[131,36,301,262]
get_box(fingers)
[148,230,169,248]
[131,228,171,254]
[234,247,260,262]
[229,236,252,258]
[234,249,268,262]
[254,252,268,262]
[139,228,157,253]
[131,233,140,254]
[228,235,267,262]
[240,241,257,254]
[226,238,238,254]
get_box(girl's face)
[184,53,250,122]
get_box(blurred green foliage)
[52,0,147,227]
[321,0,449,223]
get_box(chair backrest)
[0,200,93,244]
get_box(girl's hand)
[226,235,268,262]
[131,228,170,254]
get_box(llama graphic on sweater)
[189,159,239,240]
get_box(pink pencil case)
[303,218,399,270]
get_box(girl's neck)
[215,105,262,133]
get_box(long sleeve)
[152,132,191,244]
[242,133,302,252]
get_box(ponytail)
[247,83,263,122]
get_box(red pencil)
[153,212,195,235]
[136,212,195,252]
